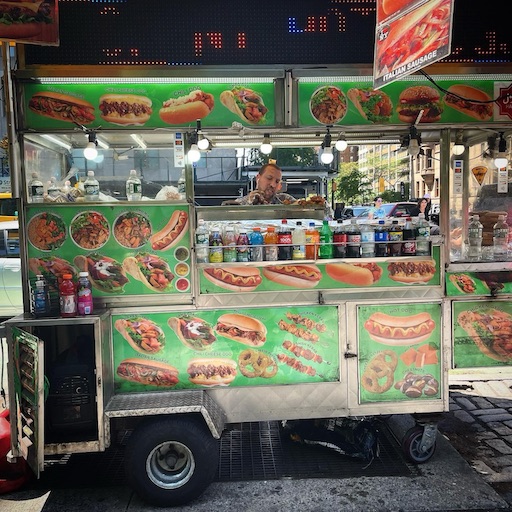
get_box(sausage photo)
[187,358,237,386]
[215,313,267,347]
[99,93,153,126]
[116,358,179,387]
[262,264,321,288]
[387,260,436,284]
[203,266,262,292]
[29,91,96,124]
[159,90,214,124]
[150,210,189,251]
[364,312,436,345]
[325,262,382,286]
[0,0,54,40]
[444,84,493,121]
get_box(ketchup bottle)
[59,273,77,317]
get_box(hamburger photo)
[0,0,54,40]
[396,86,443,123]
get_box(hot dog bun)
[99,94,152,126]
[29,92,96,124]
[116,358,179,387]
[364,312,436,345]
[262,264,321,288]
[0,0,54,40]
[150,210,189,251]
[325,262,375,286]
[159,90,214,124]
[444,84,493,121]
[387,259,436,284]
[203,266,262,292]
[215,313,267,347]
[187,358,237,386]
[0,22,42,39]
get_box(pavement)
[2,377,512,511]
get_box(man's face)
[256,167,282,200]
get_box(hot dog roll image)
[187,358,237,387]
[99,93,153,126]
[29,91,96,124]
[387,260,436,284]
[215,313,267,347]
[150,210,189,251]
[203,266,262,292]
[220,86,268,125]
[325,262,382,286]
[116,358,179,387]
[364,312,436,345]
[262,264,321,288]
[0,0,54,40]
[444,84,493,121]
[159,90,214,124]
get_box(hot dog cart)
[1,54,511,506]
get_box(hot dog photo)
[159,89,214,124]
[325,262,382,286]
[29,91,96,124]
[0,0,55,41]
[262,264,321,288]
[203,266,262,292]
[187,358,237,387]
[99,93,153,126]
[117,358,179,387]
[443,84,493,121]
[387,259,436,284]
[150,210,189,251]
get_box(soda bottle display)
[209,229,224,263]
[305,222,320,259]
[402,217,416,256]
[467,214,483,261]
[236,229,250,262]
[264,226,279,261]
[346,219,361,258]
[360,222,375,258]
[77,271,94,316]
[28,172,44,203]
[388,220,403,257]
[292,221,306,260]
[223,225,237,262]
[375,220,389,257]
[278,219,293,260]
[249,227,264,262]
[415,213,431,256]
[333,220,347,258]
[126,169,142,201]
[195,218,210,263]
[319,220,333,259]
[493,214,509,259]
[59,273,77,318]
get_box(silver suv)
[0,220,23,319]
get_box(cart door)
[9,325,45,477]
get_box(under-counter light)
[40,134,73,152]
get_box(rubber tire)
[402,425,436,463]
[124,416,219,507]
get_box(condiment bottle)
[77,271,93,315]
[264,226,279,261]
[59,273,77,318]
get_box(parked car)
[355,202,418,219]
[0,220,23,319]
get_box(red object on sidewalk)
[0,408,32,494]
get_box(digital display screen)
[24,0,509,66]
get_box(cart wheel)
[124,416,219,507]
[402,425,436,463]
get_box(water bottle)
[28,172,44,203]
[375,220,389,257]
[389,220,403,257]
[346,219,361,258]
[264,226,279,261]
[223,225,237,262]
[177,169,186,196]
[333,220,347,258]
[77,271,93,315]
[236,229,250,262]
[360,222,375,258]
[249,227,264,262]
[209,229,224,263]
[195,219,210,263]
[416,213,431,256]
[84,170,100,201]
[319,220,333,259]
[278,219,293,260]
[467,214,483,261]
[126,169,142,201]
[402,217,416,256]
[292,221,306,260]
[47,177,60,200]
[493,214,509,260]
[31,275,50,317]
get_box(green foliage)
[332,162,371,205]
[247,147,318,167]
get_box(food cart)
[1,51,511,506]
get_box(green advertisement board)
[112,305,340,392]
[453,300,512,368]
[26,204,191,298]
[446,271,512,297]
[357,302,442,404]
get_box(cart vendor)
[235,163,296,205]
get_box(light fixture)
[320,129,334,164]
[335,133,348,152]
[83,132,98,160]
[494,132,508,169]
[452,130,465,155]
[40,134,73,152]
[407,125,421,157]
[130,134,147,149]
[195,119,211,151]
[187,143,201,163]
[96,136,110,150]
[260,133,273,155]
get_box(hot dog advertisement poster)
[25,204,191,297]
[452,300,512,369]
[22,76,510,132]
[111,306,340,392]
[357,302,442,404]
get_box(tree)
[247,147,317,167]
[332,162,371,205]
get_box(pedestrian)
[368,197,386,220]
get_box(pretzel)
[361,350,398,394]
[238,349,278,378]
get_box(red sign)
[495,83,512,121]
